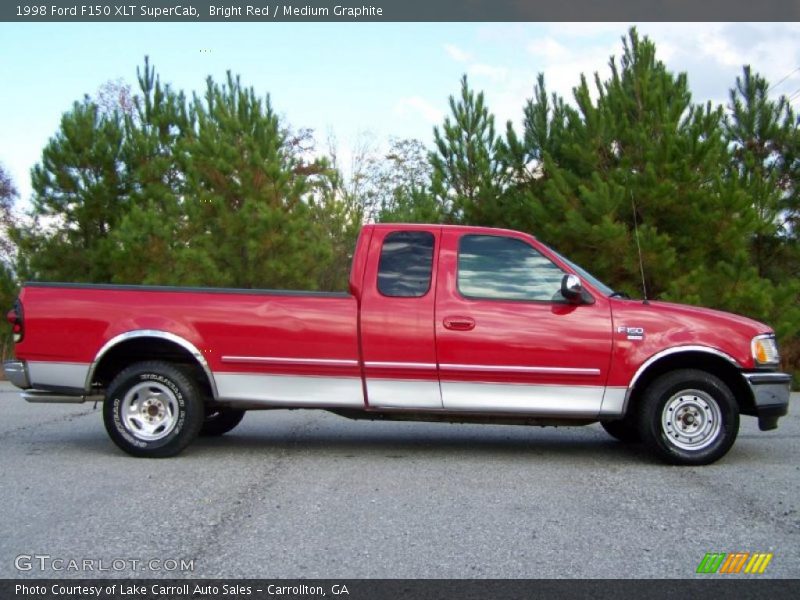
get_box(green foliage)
[13,98,128,282]
[502,29,749,306]
[14,58,350,292]
[431,75,506,224]
[109,57,192,284]
[6,34,800,383]
[426,28,798,381]
[0,165,19,363]
[722,65,800,377]
[175,73,333,289]
[365,138,441,223]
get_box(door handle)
[443,316,476,331]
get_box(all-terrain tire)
[103,361,205,458]
[638,369,739,465]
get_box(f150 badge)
[617,326,645,341]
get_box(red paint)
[11,223,775,404]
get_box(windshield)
[548,247,616,297]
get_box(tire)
[103,361,204,458]
[200,408,245,437]
[601,415,641,443]
[638,369,739,465]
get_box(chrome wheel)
[121,381,179,441]
[661,389,721,451]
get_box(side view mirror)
[561,273,583,303]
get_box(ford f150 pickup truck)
[3,224,792,464]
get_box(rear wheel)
[638,369,739,465]
[103,361,204,458]
[200,407,246,436]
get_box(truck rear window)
[377,231,435,298]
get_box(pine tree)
[176,73,333,289]
[109,58,194,284]
[0,165,18,362]
[0,164,17,263]
[502,28,755,307]
[724,66,800,382]
[725,66,799,280]
[14,98,128,282]
[431,75,505,224]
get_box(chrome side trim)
[222,356,359,367]
[440,382,605,416]
[599,386,627,416]
[3,360,30,389]
[364,361,437,370]
[367,379,443,409]
[215,373,363,408]
[87,330,219,399]
[623,345,741,413]
[440,364,601,376]
[28,362,91,390]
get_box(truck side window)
[458,235,565,301]
[378,231,435,298]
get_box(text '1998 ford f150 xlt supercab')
[3,224,792,464]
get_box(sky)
[1,22,799,207]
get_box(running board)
[23,392,104,404]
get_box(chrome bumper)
[743,372,791,431]
[3,360,30,389]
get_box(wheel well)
[90,338,215,400]
[626,352,755,417]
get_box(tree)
[174,72,334,289]
[0,165,19,362]
[108,57,193,284]
[13,98,128,282]
[725,66,799,280]
[364,138,441,223]
[0,164,17,262]
[431,75,506,224]
[96,79,136,118]
[724,66,800,383]
[501,29,757,308]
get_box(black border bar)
[4,579,800,600]
[3,0,800,22]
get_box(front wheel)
[103,361,204,458]
[638,369,739,466]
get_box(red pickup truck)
[3,224,791,464]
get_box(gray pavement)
[0,381,798,579]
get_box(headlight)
[752,334,780,366]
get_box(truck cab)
[4,223,792,464]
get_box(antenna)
[631,192,649,304]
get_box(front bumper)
[743,372,792,431]
[3,360,30,389]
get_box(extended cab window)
[378,231,435,297]
[458,235,565,301]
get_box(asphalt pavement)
[1,381,798,579]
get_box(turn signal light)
[751,335,779,366]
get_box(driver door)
[435,230,613,416]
